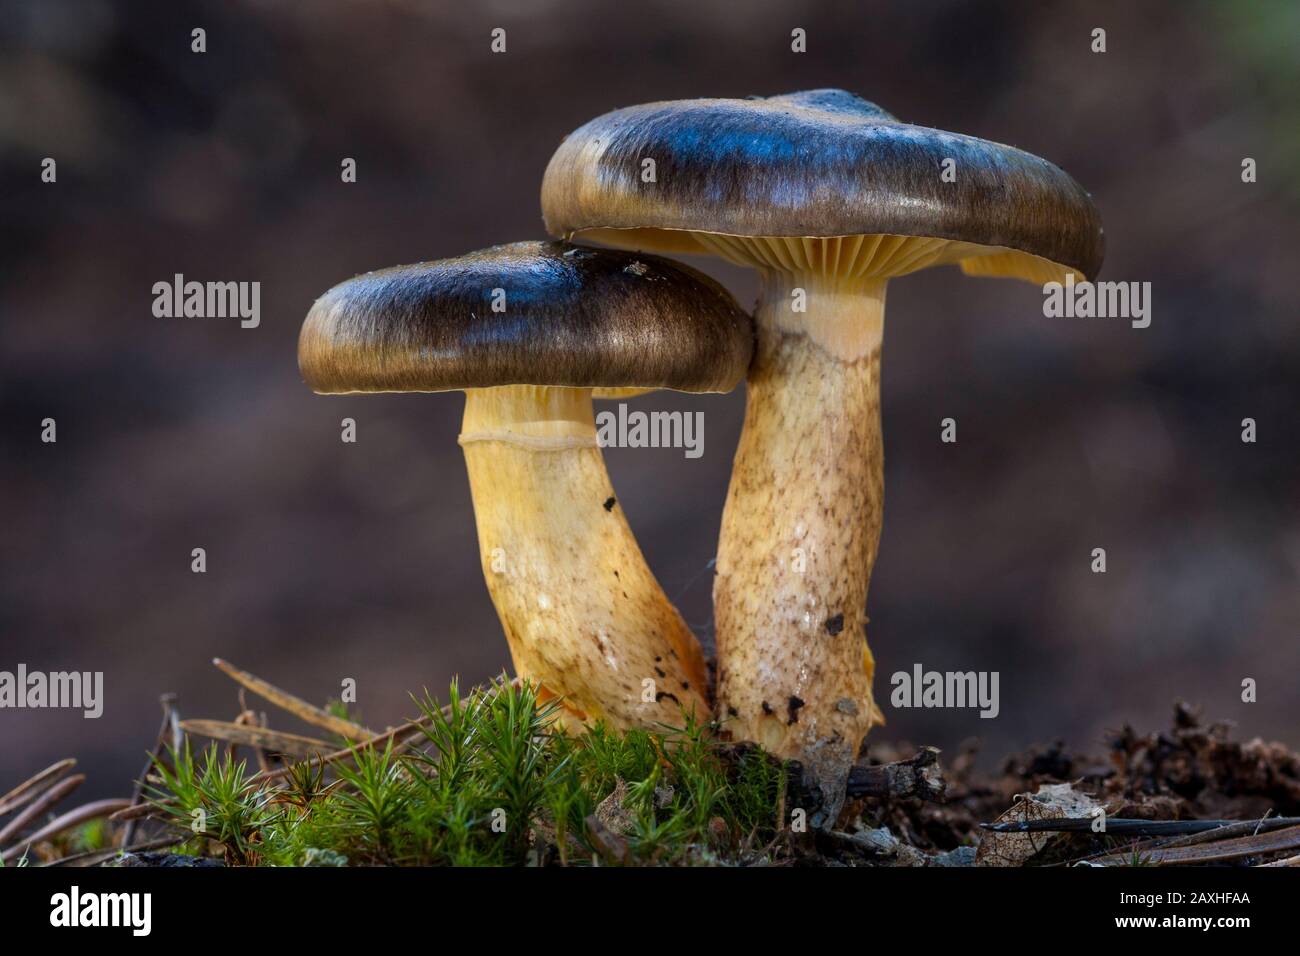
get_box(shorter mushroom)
[299,241,753,731]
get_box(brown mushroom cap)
[542,89,1104,282]
[299,241,753,395]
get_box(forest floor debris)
[4,664,1297,868]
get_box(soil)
[817,702,1300,866]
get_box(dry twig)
[847,747,946,802]
[122,694,179,847]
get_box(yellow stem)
[460,385,710,731]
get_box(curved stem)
[460,385,709,731]
[713,274,887,807]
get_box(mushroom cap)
[299,241,753,394]
[542,89,1104,282]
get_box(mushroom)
[298,241,752,732]
[542,90,1104,801]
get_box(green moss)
[148,679,786,866]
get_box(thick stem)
[460,385,710,731]
[713,273,887,809]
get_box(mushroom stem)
[714,272,887,805]
[459,384,710,731]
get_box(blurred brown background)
[2,0,1297,798]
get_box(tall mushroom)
[542,90,1104,803]
[299,241,752,732]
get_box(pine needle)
[212,658,375,741]
[179,720,333,758]
[0,758,77,816]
